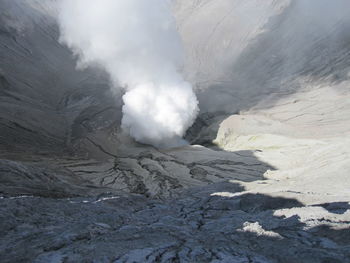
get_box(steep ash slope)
[0,0,121,154]
[176,0,350,115]
[176,0,350,208]
[0,0,350,262]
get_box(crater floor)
[1,0,350,262]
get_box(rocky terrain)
[0,0,350,262]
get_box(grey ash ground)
[1,0,350,262]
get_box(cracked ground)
[1,0,350,262]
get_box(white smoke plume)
[58,0,199,148]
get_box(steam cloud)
[58,0,199,148]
